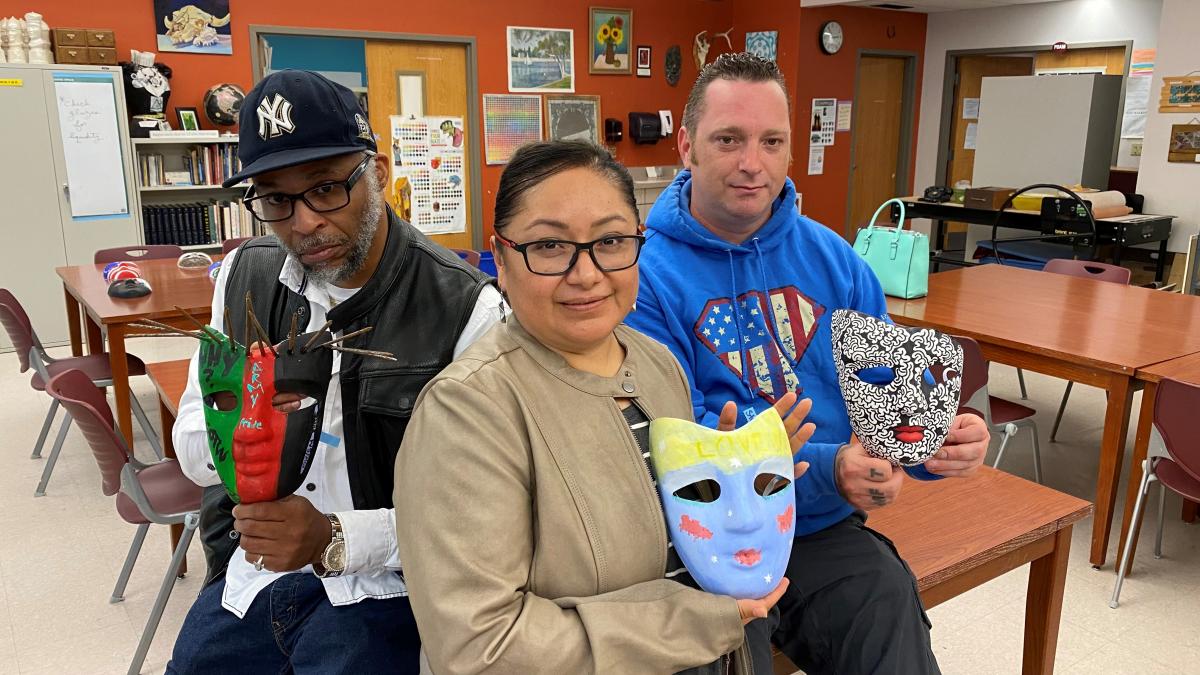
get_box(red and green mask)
[198,327,333,503]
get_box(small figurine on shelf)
[120,50,173,137]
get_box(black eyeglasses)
[494,231,646,276]
[243,153,375,223]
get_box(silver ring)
[254,555,264,571]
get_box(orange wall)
[792,6,927,235]
[731,0,805,164]
[3,0,735,236]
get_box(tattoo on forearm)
[868,488,888,506]
[869,468,883,479]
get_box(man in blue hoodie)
[627,53,991,674]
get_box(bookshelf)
[133,135,264,249]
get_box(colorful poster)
[745,31,778,62]
[589,8,632,74]
[390,115,467,235]
[483,94,543,165]
[154,0,233,54]
[809,98,836,146]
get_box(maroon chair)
[0,288,160,496]
[1039,259,1133,441]
[45,368,201,675]
[93,245,184,264]
[1112,378,1200,607]
[452,248,482,269]
[956,336,1043,483]
[221,236,254,254]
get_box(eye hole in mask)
[673,479,722,503]
[854,366,894,386]
[754,473,791,497]
[204,391,239,412]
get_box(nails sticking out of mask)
[831,309,963,468]
[649,409,795,599]
[128,298,397,503]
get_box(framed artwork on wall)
[636,45,651,77]
[1159,76,1200,113]
[155,0,233,54]
[545,95,602,144]
[507,26,575,93]
[589,7,632,75]
[1168,124,1200,163]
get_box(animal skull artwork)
[693,31,710,71]
[163,4,230,47]
[831,309,963,468]
[649,409,795,599]
[127,298,395,503]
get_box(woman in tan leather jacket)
[394,142,812,674]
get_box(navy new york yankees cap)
[222,70,377,188]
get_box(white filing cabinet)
[0,63,141,349]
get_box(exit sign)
[1052,41,1068,52]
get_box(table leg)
[63,285,82,358]
[107,324,134,447]
[1090,374,1133,567]
[1116,380,1157,572]
[1156,239,1169,283]
[1023,526,1072,675]
[158,398,187,576]
[84,312,103,356]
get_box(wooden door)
[1034,46,1126,74]
[945,55,1034,233]
[365,40,474,250]
[848,55,906,234]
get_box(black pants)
[772,513,940,675]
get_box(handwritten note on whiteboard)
[53,72,129,219]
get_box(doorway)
[846,52,917,237]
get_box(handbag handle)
[866,198,908,239]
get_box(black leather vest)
[200,208,494,584]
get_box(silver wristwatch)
[313,513,346,578]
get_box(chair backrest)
[1043,258,1131,285]
[94,245,184,264]
[1154,378,1200,484]
[954,335,990,421]
[222,236,253,254]
[0,288,37,373]
[44,368,130,496]
[452,248,482,269]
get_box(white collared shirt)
[173,246,503,617]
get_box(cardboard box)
[964,187,1016,211]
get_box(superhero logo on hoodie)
[693,286,825,404]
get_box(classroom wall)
[790,5,927,233]
[0,0,737,235]
[913,0,1163,236]
[729,0,805,169]
[1135,0,1200,253]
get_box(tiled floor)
[1,340,1198,674]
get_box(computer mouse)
[107,278,153,298]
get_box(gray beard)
[282,171,384,286]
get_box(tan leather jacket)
[394,318,749,674]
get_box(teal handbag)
[852,198,929,299]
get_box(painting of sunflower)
[589,7,632,74]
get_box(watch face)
[821,21,844,55]
[325,540,347,571]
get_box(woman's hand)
[736,578,790,624]
[717,392,816,480]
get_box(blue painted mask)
[649,409,795,599]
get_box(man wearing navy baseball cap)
[167,70,502,673]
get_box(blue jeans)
[167,573,421,674]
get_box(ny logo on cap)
[257,94,296,140]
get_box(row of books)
[136,144,243,187]
[141,201,264,246]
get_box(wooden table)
[1117,351,1200,567]
[873,468,1091,674]
[887,264,1200,567]
[145,358,192,575]
[57,256,220,449]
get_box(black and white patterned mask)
[832,310,963,466]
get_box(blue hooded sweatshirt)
[627,170,890,537]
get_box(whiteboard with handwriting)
[53,72,129,219]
